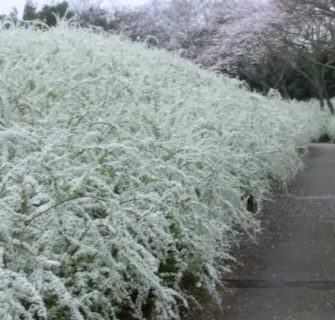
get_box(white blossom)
[0,21,325,319]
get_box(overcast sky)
[0,0,149,17]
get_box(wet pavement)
[185,144,335,320]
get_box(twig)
[25,195,80,225]
[25,196,137,225]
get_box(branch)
[25,195,81,225]
[305,58,335,70]
[25,195,138,225]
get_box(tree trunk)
[322,70,334,114]
[318,98,325,109]
[326,98,335,114]
[280,84,290,99]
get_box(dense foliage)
[0,22,325,319]
[23,1,74,26]
[328,116,335,141]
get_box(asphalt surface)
[185,143,335,320]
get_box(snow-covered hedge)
[313,103,335,142]
[0,22,324,319]
[327,117,335,141]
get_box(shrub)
[0,21,324,319]
[327,117,335,141]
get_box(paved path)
[187,144,335,320]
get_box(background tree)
[23,0,39,21]
[38,1,73,26]
[20,0,335,109]
[262,0,335,112]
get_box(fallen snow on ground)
[0,21,325,319]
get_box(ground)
[186,143,335,320]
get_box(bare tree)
[273,0,335,112]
